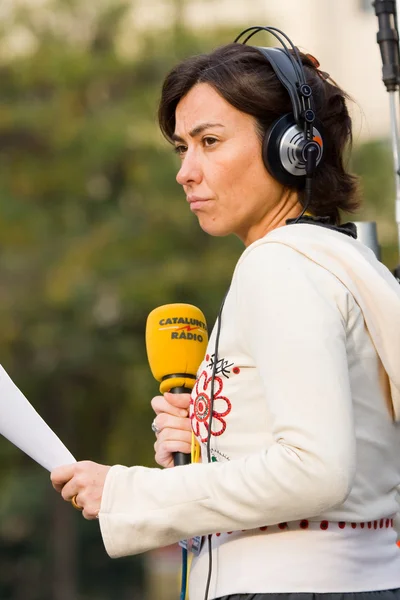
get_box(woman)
[51,39,400,600]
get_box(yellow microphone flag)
[146,303,208,394]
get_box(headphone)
[234,26,324,208]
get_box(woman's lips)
[187,196,210,210]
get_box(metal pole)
[353,222,381,259]
[389,91,400,262]
[373,0,400,280]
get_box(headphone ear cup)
[262,113,324,187]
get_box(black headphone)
[234,26,324,196]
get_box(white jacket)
[99,224,400,599]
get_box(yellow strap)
[191,433,201,463]
[187,436,200,600]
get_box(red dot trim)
[213,517,395,537]
[233,367,240,374]
[300,520,309,529]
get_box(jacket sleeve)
[99,243,356,558]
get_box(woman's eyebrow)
[172,122,225,143]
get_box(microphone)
[374,0,400,91]
[146,303,208,466]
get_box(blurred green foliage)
[0,1,242,598]
[0,0,397,598]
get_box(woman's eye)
[173,138,217,154]
[174,145,187,155]
[203,137,217,147]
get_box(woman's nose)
[176,151,203,186]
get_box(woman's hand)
[50,460,110,519]
[151,392,192,468]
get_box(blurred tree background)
[0,0,397,598]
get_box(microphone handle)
[170,385,192,467]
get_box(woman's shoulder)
[238,223,355,264]
[233,226,356,317]
[236,225,346,280]
[235,222,376,290]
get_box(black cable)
[206,313,222,462]
[179,546,188,600]
[293,176,312,224]
[203,291,228,600]
[202,534,213,600]
[293,143,318,224]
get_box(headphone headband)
[255,47,303,124]
[233,25,324,190]
[234,26,306,85]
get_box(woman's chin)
[196,216,232,238]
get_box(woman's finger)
[154,439,192,468]
[151,393,190,418]
[60,480,79,502]
[156,427,192,445]
[82,506,99,521]
[164,392,191,409]
[52,482,64,493]
[153,413,192,435]
[50,463,77,491]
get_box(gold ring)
[71,494,83,511]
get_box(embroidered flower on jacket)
[190,370,232,442]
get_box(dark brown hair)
[158,43,360,223]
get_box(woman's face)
[173,82,298,246]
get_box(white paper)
[0,365,76,471]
